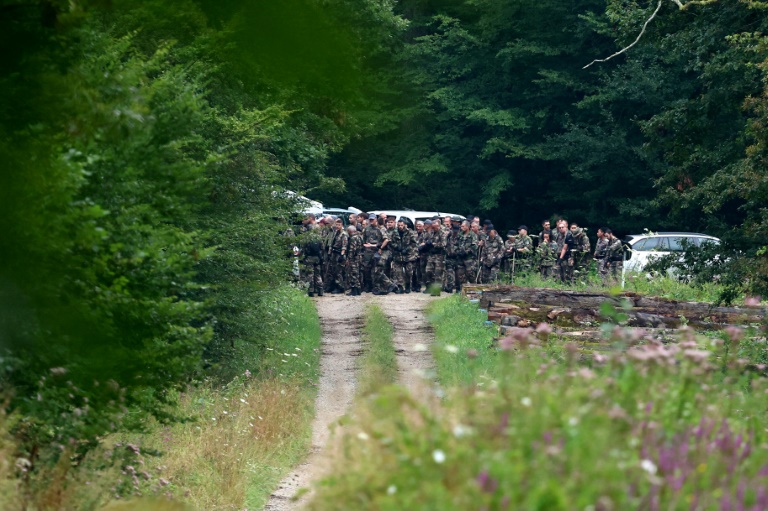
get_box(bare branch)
[583,0,663,69]
[671,0,718,9]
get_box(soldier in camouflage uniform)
[300,222,324,297]
[538,219,557,248]
[328,218,348,293]
[345,225,363,295]
[570,223,591,282]
[443,225,460,292]
[373,217,397,295]
[390,217,419,293]
[556,220,575,284]
[383,217,397,280]
[512,225,534,275]
[414,221,426,292]
[362,215,384,293]
[456,220,479,288]
[481,228,504,283]
[604,229,624,286]
[421,220,446,292]
[536,231,558,280]
[594,227,609,286]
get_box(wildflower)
[568,417,579,426]
[158,478,170,487]
[577,368,596,380]
[387,485,397,495]
[453,424,470,438]
[724,326,744,344]
[476,470,498,493]
[640,459,657,475]
[745,296,762,306]
[240,398,247,404]
[444,345,459,354]
[50,367,67,375]
[244,370,252,378]
[432,449,446,464]
[535,323,552,334]
[593,353,608,364]
[466,349,478,358]
[357,432,369,441]
[682,349,710,363]
[521,397,532,407]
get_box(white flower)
[432,449,446,464]
[387,485,397,495]
[453,424,469,438]
[444,345,459,354]
[357,432,370,441]
[521,397,532,407]
[568,417,579,426]
[640,459,657,475]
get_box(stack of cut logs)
[462,285,765,341]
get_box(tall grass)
[357,306,397,396]
[506,268,729,303]
[307,299,768,510]
[1,285,322,511]
[427,296,497,386]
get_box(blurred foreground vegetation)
[308,296,768,511]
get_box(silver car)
[623,232,721,273]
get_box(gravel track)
[263,291,437,511]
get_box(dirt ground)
[263,291,438,511]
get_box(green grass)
[427,295,498,386]
[503,267,729,303]
[306,297,768,511]
[358,305,398,396]
[18,285,324,511]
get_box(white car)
[623,232,721,273]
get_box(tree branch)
[583,0,663,69]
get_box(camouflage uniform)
[415,228,428,291]
[424,228,446,290]
[301,226,324,296]
[605,237,624,285]
[329,228,348,292]
[555,229,575,284]
[375,226,396,293]
[481,234,505,283]
[362,225,384,293]
[594,236,609,286]
[536,240,559,280]
[321,226,336,292]
[443,229,460,292]
[571,228,591,281]
[346,230,363,293]
[390,226,418,292]
[512,234,534,274]
[456,230,479,286]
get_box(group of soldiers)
[298,212,625,297]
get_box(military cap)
[487,224,495,231]
[424,219,433,225]
[387,215,396,220]
[398,217,408,223]
[368,214,377,220]
[507,230,516,237]
[518,225,528,231]
[451,216,462,222]
[483,219,492,225]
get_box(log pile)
[463,285,765,339]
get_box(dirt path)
[263,291,437,511]
[373,293,437,397]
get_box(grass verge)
[6,285,322,511]
[307,298,768,511]
[357,305,397,397]
[427,295,497,386]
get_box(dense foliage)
[0,0,403,471]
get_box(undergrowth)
[358,305,397,396]
[2,285,321,511]
[307,296,768,511]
